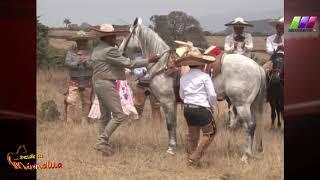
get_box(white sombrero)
[225,17,253,27]
[90,24,129,37]
[268,17,284,26]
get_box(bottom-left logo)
[7,145,63,170]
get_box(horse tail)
[254,66,266,152]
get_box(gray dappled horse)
[119,18,177,155]
[267,50,284,129]
[120,18,266,160]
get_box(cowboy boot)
[185,126,200,155]
[189,121,216,164]
[94,134,114,156]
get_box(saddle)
[204,53,224,78]
[166,51,224,103]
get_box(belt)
[184,104,205,109]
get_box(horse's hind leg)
[235,104,255,161]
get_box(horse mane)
[136,24,170,73]
[136,25,170,57]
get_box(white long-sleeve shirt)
[179,69,217,108]
[224,32,253,55]
[266,34,284,55]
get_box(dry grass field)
[37,69,283,180]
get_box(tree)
[150,11,208,48]
[37,16,49,67]
[63,18,71,28]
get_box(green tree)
[63,18,71,28]
[150,11,208,48]
[37,16,49,67]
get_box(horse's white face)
[120,18,143,58]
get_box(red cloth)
[207,47,221,56]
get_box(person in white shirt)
[264,17,284,72]
[179,62,217,165]
[224,17,254,57]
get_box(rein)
[148,49,173,80]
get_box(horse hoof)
[241,155,249,164]
[166,147,175,155]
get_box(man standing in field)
[64,30,94,124]
[224,17,254,57]
[90,24,160,156]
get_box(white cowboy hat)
[268,17,284,26]
[225,17,253,27]
[90,24,129,37]
[69,30,94,41]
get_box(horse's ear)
[133,17,138,26]
[137,17,143,25]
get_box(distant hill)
[197,8,283,33]
[213,19,276,36]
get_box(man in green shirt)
[90,24,160,156]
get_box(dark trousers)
[183,104,213,126]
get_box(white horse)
[120,18,266,160]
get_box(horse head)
[119,17,142,58]
[269,49,284,85]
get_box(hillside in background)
[198,8,283,33]
[213,19,277,36]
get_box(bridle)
[122,22,173,80]
[269,52,284,85]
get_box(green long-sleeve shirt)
[92,41,149,81]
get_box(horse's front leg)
[161,98,177,155]
[150,76,177,155]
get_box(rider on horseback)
[264,17,284,73]
[224,17,254,57]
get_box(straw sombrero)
[175,52,216,67]
[174,40,194,57]
[268,17,284,27]
[175,55,216,67]
[225,17,253,27]
[69,30,94,41]
[174,40,193,47]
[90,24,129,37]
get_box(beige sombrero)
[90,24,130,37]
[69,30,94,41]
[268,17,284,27]
[174,40,194,57]
[175,48,216,67]
[225,17,253,27]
